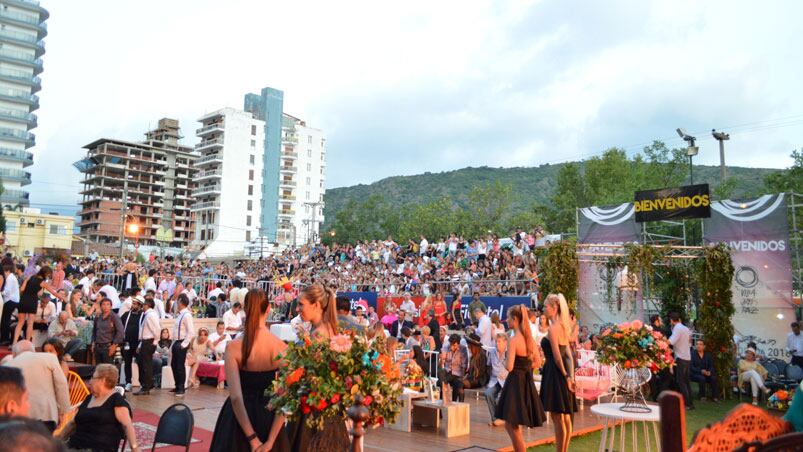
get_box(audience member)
[171,294,195,396]
[486,333,509,426]
[0,366,29,417]
[439,334,468,402]
[92,298,124,366]
[463,333,490,392]
[738,348,771,405]
[134,297,161,396]
[690,339,719,402]
[3,340,70,431]
[223,302,244,338]
[787,322,803,368]
[208,320,231,360]
[32,293,56,348]
[119,297,143,391]
[0,415,65,452]
[668,312,694,409]
[42,338,70,378]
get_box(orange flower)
[376,354,399,380]
[286,367,305,386]
[613,333,623,339]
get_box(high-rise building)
[191,108,264,258]
[244,87,283,241]
[0,0,48,209]
[74,119,197,249]
[244,87,326,247]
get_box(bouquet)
[597,320,674,372]
[269,331,403,430]
[402,360,424,391]
[768,388,794,411]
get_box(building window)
[308,136,312,144]
[246,215,252,226]
[251,140,256,147]
[246,230,251,242]
[251,125,257,135]
[200,230,206,241]
[306,191,310,200]
[5,222,16,232]
[49,225,66,235]
[307,149,312,158]
[247,200,252,211]
[209,230,214,240]
[249,169,254,181]
[306,177,311,185]
[248,185,253,195]
[305,205,310,213]
[250,155,255,164]
[306,163,311,171]
[320,180,324,188]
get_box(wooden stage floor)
[128,384,608,451]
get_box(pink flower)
[658,341,669,350]
[330,334,353,353]
[619,322,631,330]
[602,328,612,336]
[631,320,643,330]
[652,331,662,339]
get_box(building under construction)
[74,118,198,250]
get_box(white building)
[191,108,264,258]
[0,0,48,209]
[279,114,326,246]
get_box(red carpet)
[130,409,214,451]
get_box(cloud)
[26,0,803,212]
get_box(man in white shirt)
[474,308,494,348]
[1,264,20,344]
[143,269,158,294]
[208,321,230,359]
[47,311,80,358]
[5,340,70,431]
[223,302,244,338]
[668,312,694,409]
[419,236,429,256]
[787,321,803,368]
[33,294,57,348]
[400,292,416,317]
[77,269,95,299]
[171,295,194,396]
[207,282,224,301]
[157,272,177,305]
[134,297,161,395]
[92,279,121,311]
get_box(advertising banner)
[634,184,711,222]
[703,194,795,359]
[577,203,642,331]
[338,291,378,312]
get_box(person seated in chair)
[738,348,771,405]
[690,339,719,402]
[438,334,468,402]
[462,332,490,392]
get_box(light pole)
[712,129,730,181]
[677,128,698,185]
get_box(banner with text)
[634,184,711,222]
[577,203,642,331]
[703,194,795,359]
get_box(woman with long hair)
[265,283,347,452]
[210,289,289,452]
[494,304,545,451]
[187,328,213,389]
[14,266,66,345]
[541,294,577,452]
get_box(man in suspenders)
[170,295,194,396]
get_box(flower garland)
[269,332,403,430]
[695,243,735,399]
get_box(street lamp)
[676,128,698,185]
[330,230,336,238]
[126,221,140,251]
[712,129,730,181]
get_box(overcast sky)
[28,0,803,213]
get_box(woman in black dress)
[210,289,290,452]
[541,294,577,452]
[14,266,65,345]
[495,304,545,452]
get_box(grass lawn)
[528,397,742,452]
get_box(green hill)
[322,163,778,229]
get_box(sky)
[28,0,803,214]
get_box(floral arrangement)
[596,320,674,372]
[402,360,424,391]
[767,388,794,411]
[269,332,403,430]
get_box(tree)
[459,181,512,237]
[548,162,587,233]
[765,149,803,194]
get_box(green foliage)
[695,243,735,399]
[624,243,666,284]
[542,239,578,308]
[764,149,803,194]
[655,262,693,323]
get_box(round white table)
[590,402,661,452]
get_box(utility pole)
[118,171,129,260]
[712,129,730,181]
[676,128,698,185]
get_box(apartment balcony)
[0,188,29,206]
[195,137,224,151]
[191,200,221,211]
[192,183,221,197]
[0,109,37,129]
[0,167,31,185]
[0,147,33,167]
[279,179,296,188]
[195,153,223,166]
[196,122,224,136]
[282,134,298,144]
[0,8,47,36]
[0,48,44,74]
[279,165,297,174]
[0,29,45,57]
[196,168,222,180]
[0,68,40,92]
[278,209,295,217]
[281,149,297,160]
[0,87,39,109]
[0,127,34,147]
[279,193,296,201]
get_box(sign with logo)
[634,184,711,222]
[155,226,174,244]
[703,194,794,360]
